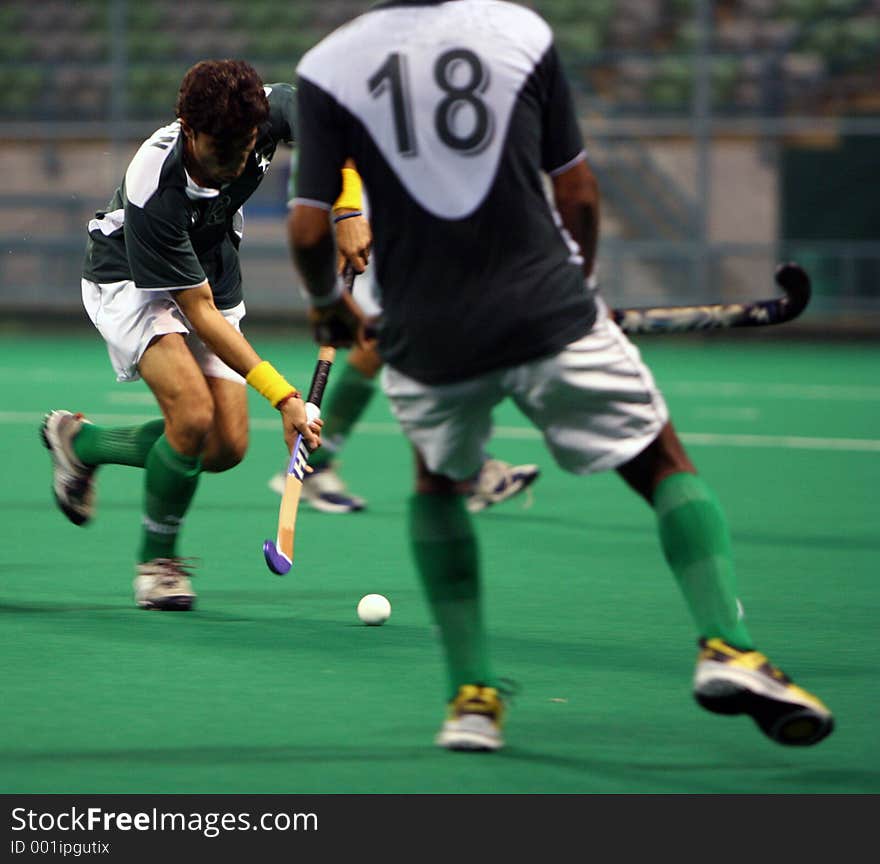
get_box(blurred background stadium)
[1,0,878,332]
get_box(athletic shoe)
[693,637,834,746]
[133,558,197,611]
[270,463,366,513]
[40,409,97,526]
[466,458,540,513]
[435,684,505,751]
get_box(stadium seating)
[0,0,875,122]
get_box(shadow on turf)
[0,744,432,766]
[0,600,126,614]
[4,746,874,794]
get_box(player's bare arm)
[551,157,600,280]
[334,212,371,274]
[172,281,320,452]
[285,203,371,277]
[289,204,369,349]
[331,160,371,273]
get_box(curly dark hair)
[176,60,269,142]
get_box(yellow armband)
[245,361,298,408]
[333,167,363,213]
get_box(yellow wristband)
[245,361,298,408]
[333,167,363,212]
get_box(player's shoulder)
[475,0,553,32]
[263,82,296,144]
[265,81,296,103]
[125,121,186,210]
[472,1,554,57]
[296,11,370,81]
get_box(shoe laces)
[700,638,792,684]
[146,557,198,586]
[453,678,520,713]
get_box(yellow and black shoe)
[694,638,834,746]
[435,684,504,752]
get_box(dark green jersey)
[294,4,595,384]
[83,83,296,310]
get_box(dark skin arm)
[289,204,369,348]
[332,159,372,274]
[548,157,696,502]
[551,157,600,281]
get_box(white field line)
[4,412,880,453]
[3,365,880,402]
[662,381,880,401]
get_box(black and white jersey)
[295,0,596,384]
[83,83,296,310]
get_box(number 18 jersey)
[295,0,597,384]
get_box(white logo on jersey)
[126,122,181,209]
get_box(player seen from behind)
[288,0,834,752]
[269,154,541,514]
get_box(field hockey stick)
[361,263,810,340]
[262,266,356,575]
[611,262,811,334]
[262,344,336,575]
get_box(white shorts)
[81,278,247,384]
[381,298,669,480]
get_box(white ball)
[357,593,391,626]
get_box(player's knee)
[618,422,696,503]
[202,435,248,473]
[164,403,215,454]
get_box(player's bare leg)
[201,376,249,473]
[131,334,210,610]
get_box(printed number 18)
[368,49,494,157]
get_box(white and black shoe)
[40,409,97,526]
[270,463,366,514]
[134,558,196,611]
[466,458,540,514]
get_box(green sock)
[655,472,754,649]
[409,492,493,700]
[309,362,376,469]
[139,435,202,563]
[73,419,165,468]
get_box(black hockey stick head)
[774,262,811,322]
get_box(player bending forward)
[287,1,834,752]
[40,61,343,611]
